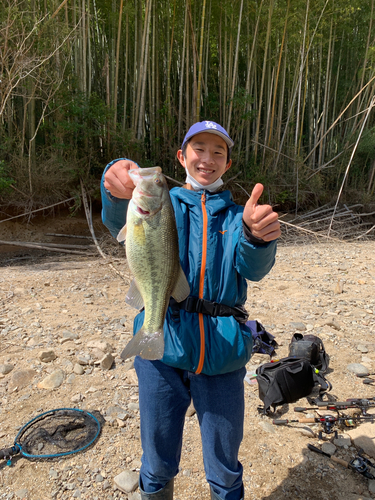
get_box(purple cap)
[181,121,234,156]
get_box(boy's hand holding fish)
[103,159,138,199]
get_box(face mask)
[185,170,224,193]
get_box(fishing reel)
[349,454,375,480]
[317,415,339,439]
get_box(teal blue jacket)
[101,159,277,375]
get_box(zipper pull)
[201,191,206,204]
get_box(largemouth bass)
[117,167,190,360]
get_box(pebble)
[37,368,65,389]
[333,434,351,447]
[113,470,139,493]
[100,353,114,370]
[357,344,369,353]
[74,363,85,375]
[87,340,114,353]
[259,420,276,434]
[289,322,306,331]
[0,364,14,375]
[368,480,375,494]
[346,363,369,376]
[39,350,57,362]
[322,442,337,455]
[62,330,79,340]
[15,489,28,499]
[8,369,36,392]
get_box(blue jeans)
[134,357,246,500]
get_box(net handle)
[0,445,20,459]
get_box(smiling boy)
[101,121,280,499]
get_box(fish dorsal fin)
[171,266,190,303]
[117,224,127,244]
[125,279,144,310]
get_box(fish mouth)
[136,206,150,215]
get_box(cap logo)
[205,121,217,130]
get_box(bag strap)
[169,296,249,323]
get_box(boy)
[101,121,280,499]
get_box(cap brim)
[183,129,234,149]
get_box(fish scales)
[118,167,190,360]
[127,204,178,333]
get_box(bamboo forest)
[1,0,375,211]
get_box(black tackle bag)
[288,333,329,372]
[256,355,331,414]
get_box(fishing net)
[0,408,101,462]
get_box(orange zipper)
[195,191,207,374]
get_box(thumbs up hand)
[243,183,281,242]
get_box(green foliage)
[1,0,375,209]
[0,161,14,193]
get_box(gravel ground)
[0,216,375,500]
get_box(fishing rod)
[308,444,375,480]
[273,414,374,439]
[294,398,375,416]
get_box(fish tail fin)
[120,328,164,361]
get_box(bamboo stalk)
[0,240,95,255]
[113,0,124,128]
[226,0,244,132]
[328,96,375,236]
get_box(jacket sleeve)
[100,158,138,239]
[234,223,277,282]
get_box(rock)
[333,434,351,447]
[73,363,85,375]
[102,480,111,490]
[128,492,141,500]
[186,402,196,417]
[322,318,341,330]
[0,363,14,375]
[259,420,276,434]
[87,340,114,353]
[113,470,139,493]
[322,442,336,455]
[289,322,306,331]
[71,393,84,403]
[39,350,57,362]
[49,469,59,479]
[347,422,375,459]
[346,363,369,376]
[100,353,114,370]
[77,355,91,365]
[357,344,369,353]
[128,402,139,411]
[37,369,65,389]
[8,369,36,392]
[334,281,344,294]
[61,330,79,340]
[15,489,28,499]
[91,348,105,360]
[368,480,375,495]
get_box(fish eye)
[154,178,162,185]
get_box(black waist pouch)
[256,356,315,414]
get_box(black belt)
[170,296,249,324]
